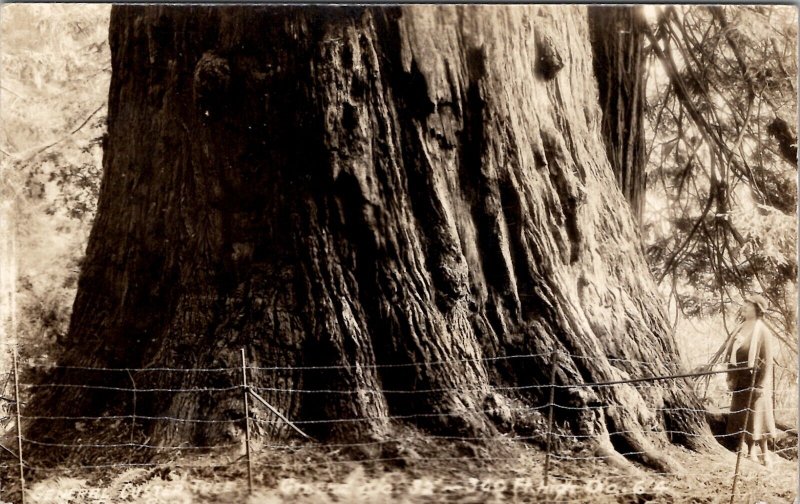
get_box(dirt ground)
[2,432,796,504]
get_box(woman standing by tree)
[725,295,777,467]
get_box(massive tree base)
[25,5,710,471]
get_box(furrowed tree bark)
[27,5,709,470]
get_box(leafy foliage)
[642,6,797,336]
[1,4,110,356]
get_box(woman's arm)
[725,323,743,364]
[756,321,775,388]
[746,323,761,370]
[745,320,779,390]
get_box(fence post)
[543,350,559,486]
[241,348,253,495]
[126,370,136,444]
[771,364,776,453]
[729,365,758,504]
[12,348,25,504]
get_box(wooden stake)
[12,348,25,504]
[241,348,253,495]
[0,441,18,459]
[543,350,558,486]
[247,388,313,440]
[729,365,758,504]
[771,364,776,453]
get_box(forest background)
[1,3,795,419]
[0,5,798,503]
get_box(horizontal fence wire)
[17,405,795,428]
[20,354,754,373]
[250,406,553,426]
[23,460,244,471]
[21,364,237,373]
[246,381,689,394]
[19,413,245,423]
[19,351,552,373]
[14,382,798,396]
[11,358,794,429]
[18,383,241,392]
[19,437,240,450]
[8,351,796,502]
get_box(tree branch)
[656,192,714,284]
[22,104,105,161]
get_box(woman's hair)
[748,300,764,318]
[746,294,768,318]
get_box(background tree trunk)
[28,5,709,470]
[588,6,647,226]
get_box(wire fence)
[1,350,797,503]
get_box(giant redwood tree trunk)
[28,5,709,470]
